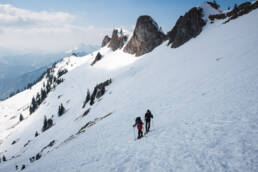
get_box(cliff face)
[167,7,206,48]
[108,29,128,51]
[101,36,111,47]
[209,1,258,23]
[102,1,257,56]
[123,16,165,57]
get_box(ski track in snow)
[0,5,258,172]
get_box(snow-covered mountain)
[0,52,65,100]
[0,66,47,100]
[1,1,258,172]
[0,44,99,100]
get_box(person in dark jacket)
[133,117,144,139]
[145,109,153,133]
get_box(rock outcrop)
[123,15,165,57]
[167,7,206,48]
[90,79,112,105]
[101,35,111,47]
[209,1,258,23]
[91,52,102,66]
[108,29,128,51]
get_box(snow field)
[0,5,258,172]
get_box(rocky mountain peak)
[166,7,206,48]
[209,1,258,24]
[101,35,111,47]
[108,29,128,51]
[123,15,165,57]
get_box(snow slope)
[1,5,258,172]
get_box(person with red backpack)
[133,117,144,139]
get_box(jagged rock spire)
[123,15,165,57]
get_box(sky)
[0,0,249,53]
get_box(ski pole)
[143,120,145,134]
[133,127,136,140]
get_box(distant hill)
[0,44,99,100]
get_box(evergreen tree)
[58,103,65,117]
[46,81,51,93]
[234,4,238,9]
[16,89,20,94]
[53,76,57,83]
[36,93,41,105]
[42,116,53,132]
[42,116,48,132]
[36,153,41,160]
[2,155,6,161]
[29,106,33,114]
[82,89,91,108]
[30,97,37,114]
[19,114,24,122]
[90,86,98,105]
[210,0,220,9]
[41,89,47,101]
[86,89,91,103]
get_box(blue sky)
[0,0,249,52]
[0,0,247,29]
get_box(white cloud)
[0,4,73,27]
[0,25,109,52]
[0,4,110,53]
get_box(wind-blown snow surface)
[1,8,258,172]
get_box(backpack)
[135,117,142,126]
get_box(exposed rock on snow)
[90,79,112,105]
[23,140,31,147]
[108,29,128,51]
[167,7,206,48]
[209,1,258,23]
[91,52,103,66]
[29,140,54,164]
[41,140,55,152]
[101,35,111,47]
[82,108,90,117]
[57,68,68,78]
[209,13,227,21]
[166,1,222,48]
[124,15,165,56]
[77,112,112,135]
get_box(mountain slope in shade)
[0,44,99,100]
[0,67,48,100]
